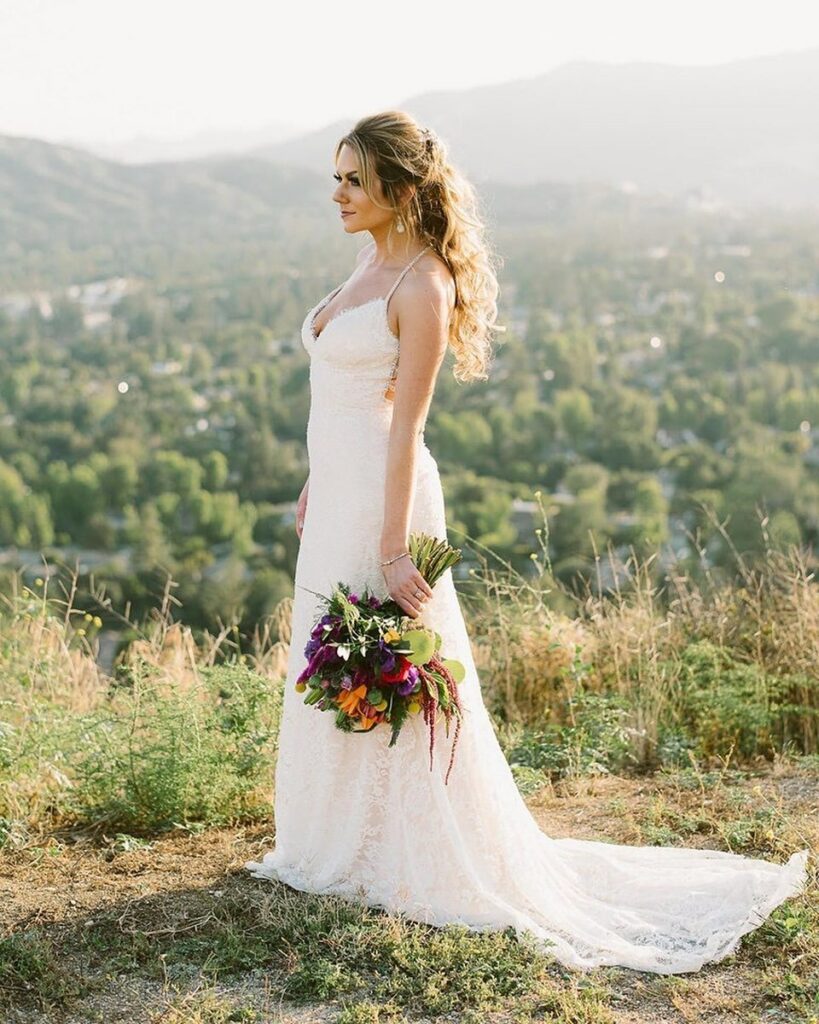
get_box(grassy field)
[2,759,817,1023]
[2,522,818,1022]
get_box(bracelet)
[380,550,410,567]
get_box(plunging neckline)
[309,293,392,345]
[308,244,431,345]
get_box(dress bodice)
[301,296,401,411]
[300,245,431,412]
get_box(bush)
[503,688,635,781]
[65,660,282,832]
[674,641,788,760]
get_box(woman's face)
[332,143,390,234]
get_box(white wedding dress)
[245,246,810,975]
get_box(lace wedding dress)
[245,245,810,974]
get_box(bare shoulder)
[386,252,454,355]
[396,248,456,322]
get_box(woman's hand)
[381,552,434,619]
[295,477,309,539]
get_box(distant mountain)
[0,129,715,261]
[0,134,327,252]
[2,128,726,288]
[67,121,306,165]
[2,78,815,289]
[252,49,819,209]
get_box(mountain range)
[1,48,816,279]
[64,48,819,208]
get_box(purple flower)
[353,665,373,687]
[304,635,322,658]
[367,595,382,608]
[376,636,398,673]
[397,665,420,696]
[296,642,340,684]
[312,613,333,633]
[348,592,359,604]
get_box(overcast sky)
[2,0,818,146]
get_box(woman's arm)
[380,268,452,616]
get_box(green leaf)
[403,628,435,665]
[442,658,466,683]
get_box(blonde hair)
[335,110,504,383]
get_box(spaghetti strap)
[382,245,431,401]
[385,244,431,305]
[311,246,430,346]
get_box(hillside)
[253,48,819,208]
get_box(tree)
[555,389,595,444]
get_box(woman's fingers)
[402,588,425,617]
[411,575,433,602]
[390,587,422,618]
[382,559,435,618]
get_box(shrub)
[66,660,282,832]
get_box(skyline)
[1,0,818,149]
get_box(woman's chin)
[341,215,365,233]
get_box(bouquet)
[295,532,466,784]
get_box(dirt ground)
[2,766,817,1024]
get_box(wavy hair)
[334,111,504,383]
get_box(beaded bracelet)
[380,550,410,567]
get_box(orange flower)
[336,683,368,715]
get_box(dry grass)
[2,507,819,1021]
[466,499,819,770]
[1,761,816,1023]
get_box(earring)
[395,217,405,233]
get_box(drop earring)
[395,216,405,233]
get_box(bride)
[245,110,810,974]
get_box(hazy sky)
[2,0,818,145]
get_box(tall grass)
[1,499,818,845]
[0,570,288,842]
[461,496,819,776]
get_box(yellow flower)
[382,628,402,644]
[77,627,86,636]
[93,616,103,628]
[35,578,44,587]
[84,612,93,621]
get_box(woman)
[245,111,809,974]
